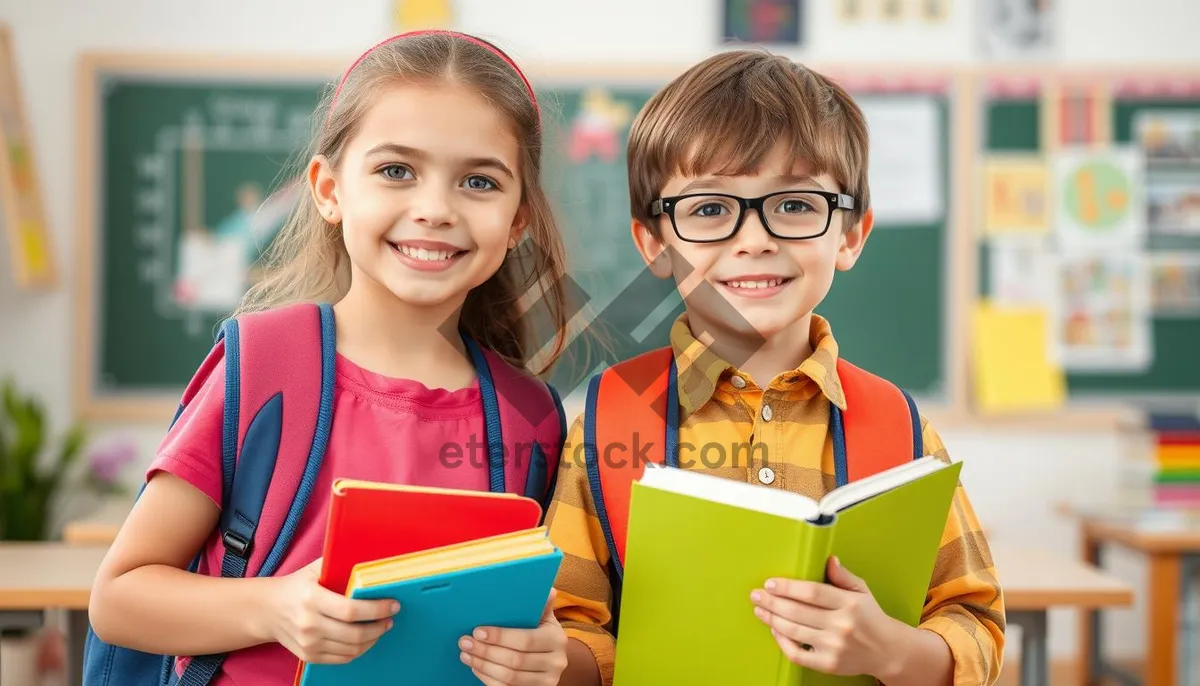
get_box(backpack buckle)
[222,530,252,559]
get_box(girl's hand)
[750,556,907,679]
[458,589,569,685]
[263,557,399,664]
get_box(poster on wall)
[982,155,1050,235]
[857,95,943,225]
[1150,252,1200,316]
[989,234,1053,307]
[1135,111,1200,166]
[1050,252,1152,371]
[722,0,803,45]
[977,0,1055,61]
[1053,146,1146,251]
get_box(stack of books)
[1150,414,1200,509]
[294,480,561,686]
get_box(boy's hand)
[459,589,569,685]
[263,557,398,665]
[750,556,906,678]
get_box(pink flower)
[88,439,136,485]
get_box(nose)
[410,182,457,228]
[730,207,777,256]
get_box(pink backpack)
[83,302,566,686]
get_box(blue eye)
[380,164,413,181]
[464,175,498,191]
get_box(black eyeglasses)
[649,190,855,243]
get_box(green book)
[611,456,963,686]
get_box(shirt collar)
[668,312,848,418]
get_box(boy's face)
[632,141,872,347]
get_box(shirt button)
[730,375,747,389]
[758,466,776,485]
[761,403,773,422]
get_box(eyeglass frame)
[648,189,856,243]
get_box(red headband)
[329,30,540,122]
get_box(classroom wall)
[3,0,1198,664]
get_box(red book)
[316,479,544,594]
[1157,432,1200,447]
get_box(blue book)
[297,527,563,686]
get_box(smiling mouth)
[388,242,467,263]
[718,277,794,290]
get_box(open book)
[613,456,963,686]
[639,454,952,524]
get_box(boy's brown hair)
[627,50,871,236]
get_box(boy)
[547,50,1005,686]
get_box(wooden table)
[0,542,109,686]
[62,500,129,546]
[992,544,1135,686]
[1069,509,1200,686]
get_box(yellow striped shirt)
[545,313,1005,685]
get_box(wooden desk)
[993,545,1135,686]
[62,500,129,545]
[1069,508,1200,686]
[0,542,108,686]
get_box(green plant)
[0,377,90,541]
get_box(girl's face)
[312,81,526,312]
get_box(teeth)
[397,244,457,261]
[726,278,784,289]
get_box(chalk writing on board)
[133,93,307,336]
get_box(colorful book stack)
[1150,414,1200,509]
[294,480,562,686]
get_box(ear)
[631,219,673,279]
[509,204,530,249]
[307,154,342,224]
[835,208,874,272]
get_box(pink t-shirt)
[147,351,549,685]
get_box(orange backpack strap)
[833,358,924,486]
[583,346,676,578]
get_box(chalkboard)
[75,56,334,420]
[76,57,959,420]
[535,71,959,402]
[980,72,1200,402]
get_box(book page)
[639,463,822,521]
[816,456,946,515]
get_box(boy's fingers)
[751,590,834,628]
[753,605,822,646]
[771,629,826,671]
[760,579,842,609]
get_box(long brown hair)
[237,32,570,376]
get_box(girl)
[88,31,573,686]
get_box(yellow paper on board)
[972,303,1066,414]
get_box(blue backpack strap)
[540,383,567,511]
[175,303,337,686]
[462,334,507,493]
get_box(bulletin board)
[976,69,1200,410]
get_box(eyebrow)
[364,143,516,179]
[676,174,827,195]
